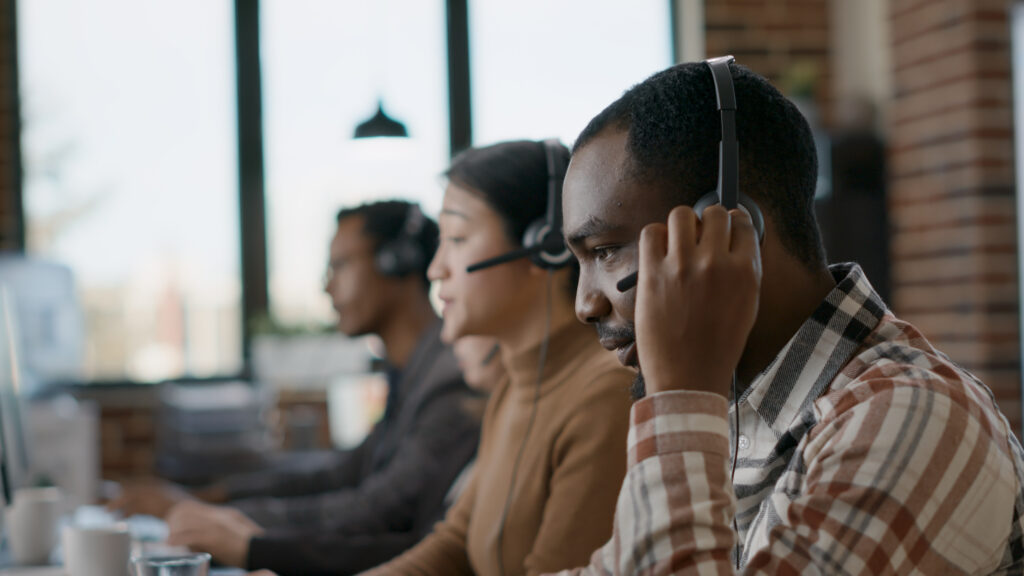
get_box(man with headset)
[113,200,483,573]
[554,58,1024,574]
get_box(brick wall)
[71,386,159,481]
[705,0,833,125]
[74,385,329,482]
[707,0,1022,433]
[887,0,1020,431]
[100,405,157,481]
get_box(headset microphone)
[617,272,638,293]
[465,139,574,274]
[616,55,764,293]
[466,245,544,273]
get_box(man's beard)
[631,372,646,400]
[596,322,645,401]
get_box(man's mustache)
[595,323,636,342]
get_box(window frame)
[9,0,680,385]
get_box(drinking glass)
[130,553,211,576]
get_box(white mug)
[7,486,62,565]
[61,524,132,576]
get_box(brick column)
[705,0,833,124]
[888,0,1020,431]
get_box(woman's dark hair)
[446,140,569,245]
[445,139,578,294]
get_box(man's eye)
[593,246,618,262]
[444,236,466,245]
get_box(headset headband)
[543,138,564,239]
[705,55,738,210]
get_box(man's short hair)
[336,200,439,290]
[574,61,826,269]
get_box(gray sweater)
[217,322,482,573]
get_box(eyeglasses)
[323,251,374,286]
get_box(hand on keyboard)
[106,479,195,518]
[166,501,265,568]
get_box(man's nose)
[576,281,612,325]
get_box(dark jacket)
[221,321,482,574]
[244,460,476,575]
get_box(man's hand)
[635,204,761,397]
[166,500,265,568]
[107,479,195,519]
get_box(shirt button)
[738,435,750,451]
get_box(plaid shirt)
[551,263,1024,575]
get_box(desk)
[0,567,245,575]
[0,506,245,573]
[0,547,246,575]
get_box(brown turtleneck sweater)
[365,320,633,576]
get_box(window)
[18,0,241,382]
[261,0,450,328]
[469,0,673,147]
[16,1,674,383]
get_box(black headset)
[617,55,765,292]
[465,139,574,273]
[375,202,428,277]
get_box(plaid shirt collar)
[741,262,889,438]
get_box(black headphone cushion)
[693,191,765,243]
[376,238,426,277]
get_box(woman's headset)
[465,139,574,273]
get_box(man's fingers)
[167,519,208,546]
[729,208,757,252]
[167,503,204,531]
[698,204,730,253]
[665,206,699,262]
[166,527,196,547]
[639,222,669,279]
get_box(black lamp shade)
[354,103,408,138]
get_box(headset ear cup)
[375,204,428,277]
[539,233,573,268]
[375,247,396,276]
[692,191,765,243]
[737,192,765,243]
[375,242,401,276]
[376,239,425,277]
[521,217,573,270]
[693,191,720,221]
[522,217,546,255]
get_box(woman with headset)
[247,140,632,576]
[364,139,633,576]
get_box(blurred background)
[0,0,1014,489]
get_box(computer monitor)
[0,285,32,506]
[0,256,83,394]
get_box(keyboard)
[71,505,169,542]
